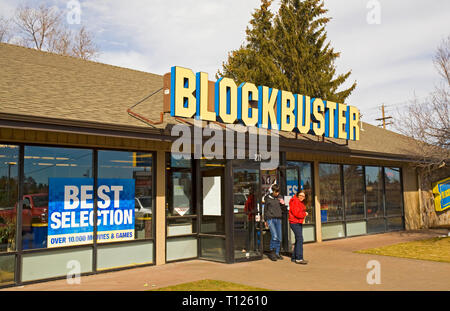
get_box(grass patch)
[356,237,450,263]
[152,279,270,291]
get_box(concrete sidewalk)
[2,230,449,291]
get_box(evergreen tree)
[217,0,287,88]
[218,0,356,103]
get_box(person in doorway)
[244,187,256,253]
[263,184,285,261]
[289,191,309,264]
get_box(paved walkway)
[3,230,449,291]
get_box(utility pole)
[376,103,393,129]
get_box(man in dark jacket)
[263,184,285,261]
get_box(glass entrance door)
[198,159,226,262]
[232,161,262,261]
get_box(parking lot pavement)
[2,230,449,291]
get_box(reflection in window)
[167,171,193,217]
[98,151,153,241]
[23,146,93,250]
[319,163,343,222]
[233,167,260,259]
[200,160,225,235]
[385,168,402,216]
[343,165,364,220]
[166,155,197,262]
[166,155,195,239]
[0,145,19,255]
[365,166,384,218]
[199,236,226,262]
[367,217,385,234]
[0,255,14,285]
[286,161,314,224]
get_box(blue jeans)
[267,218,282,255]
[290,223,304,260]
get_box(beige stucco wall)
[402,165,422,230]
[155,150,166,265]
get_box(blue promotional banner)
[48,178,135,248]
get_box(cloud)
[80,0,263,75]
[1,0,448,127]
[324,0,450,124]
[98,50,153,73]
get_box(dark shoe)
[291,258,295,262]
[268,250,277,261]
[276,254,284,260]
[295,259,308,265]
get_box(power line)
[375,103,393,129]
[362,96,428,113]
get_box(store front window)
[385,167,402,216]
[365,166,385,233]
[23,146,93,250]
[319,164,343,222]
[319,163,344,240]
[0,145,19,285]
[286,161,315,243]
[98,150,154,241]
[343,165,365,220]
[166,155,197,262]
[384,167,404,231]
[96,150,155,270]
[21,146,94,282]
[19,147,155,281]
[365,166,384,219]
[343,165,366,236]
[286,161,314,223]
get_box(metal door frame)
[230,160,264,263]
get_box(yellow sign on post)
[432,177,450,212]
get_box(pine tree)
[218,0,356,103]
[217,0,287,88]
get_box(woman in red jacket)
[289,191,309,264]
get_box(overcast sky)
[1,0,449,126]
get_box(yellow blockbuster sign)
[169,66,360,141]
[432,177,450,212]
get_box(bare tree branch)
[0,16,12,43]
[14,4,62,51]
[11,3,99,60]
[47,27,72,56]
[394,36,450,170]
[434,35,450,86]
[71,26,98,60]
